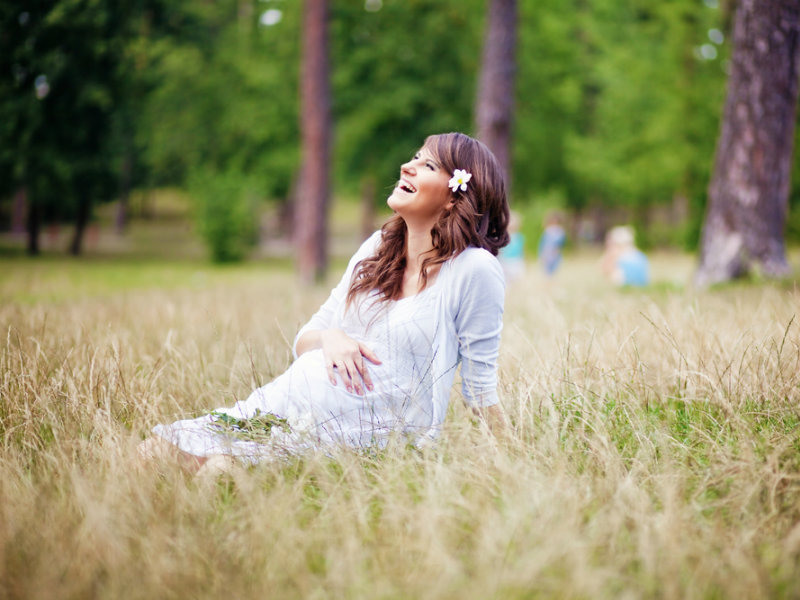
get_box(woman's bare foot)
[136,436,208,474]
[195,454,239,482]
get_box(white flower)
[448,169,472,193]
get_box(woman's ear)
[442,193,457,212]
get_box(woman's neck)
[405,228,434,274]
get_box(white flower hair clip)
[448,169,472,193]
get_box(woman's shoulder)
[350,230,383,263]
[441,247,504,316]
[447,247,504,287]
[451,246,502,272]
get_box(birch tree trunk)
[475,0,517,191]
[695,0,800,286]
[295,0,331,282]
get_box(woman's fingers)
[326,360,337,386]
[354,355,373,392]
[339,356,369,395]
[356,343,379,392]
[347,361,362,394]
[359,343,382,365]
[329,360,355,393]
[328,359,355,393]
[336,357,358,394]
[320,331,382,395]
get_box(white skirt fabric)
[153,286,441,463]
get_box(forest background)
[0,0,799,266]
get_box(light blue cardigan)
[293,230,505,442]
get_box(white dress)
[153,231,505,463]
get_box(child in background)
[601,226,650,287]
[538,212,566,278]
[499,211,525,281]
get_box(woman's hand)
[473,403,508,439]
[318,329,382,395]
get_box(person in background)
[499,210,525,281]
[538,211,566,278]
[601,225,650,287]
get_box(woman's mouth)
[398,180,417,194]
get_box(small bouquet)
[206,408,292,443]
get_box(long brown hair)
[346,132,510,308]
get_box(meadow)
[1,237,799,599]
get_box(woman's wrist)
[295,329,325,356]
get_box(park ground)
[1,204,799,599]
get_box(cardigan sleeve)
[452,249,505,407]
[292,230,382,358]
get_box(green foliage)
[189,169,259,263]
[3,0,790,254]
[331,0,732,245]
[123,0,301,259]
[790,125,800,244]
[331,0,484,198]
[558,2,724,218]
[135,0,300,199]
[513,0,584,203]
[0,0,138,223]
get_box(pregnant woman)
[139,132,510,472]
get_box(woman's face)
[387,146,453,228]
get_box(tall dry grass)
[1,251,798,599]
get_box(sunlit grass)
[0,255,296,304]
[1,244,799,599]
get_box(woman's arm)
[473,403,508,439]
[453,250,505,407]
[292,231,384,395]
[452,250,506,435]
[292,230,382,359]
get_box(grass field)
[1,237,799,599]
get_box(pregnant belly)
[288,349,435,443]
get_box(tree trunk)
[475,0,517,192]
[115,152,132,235]
[695,0,800,286]
[295,0,331,283]
[11,186,27,236]
[26,198,40,256]
[69,198,91,256]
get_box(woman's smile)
[396,179,417,194]
[387,147,452,225]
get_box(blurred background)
[0,0,798,282]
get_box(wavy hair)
[346,132,510,308]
